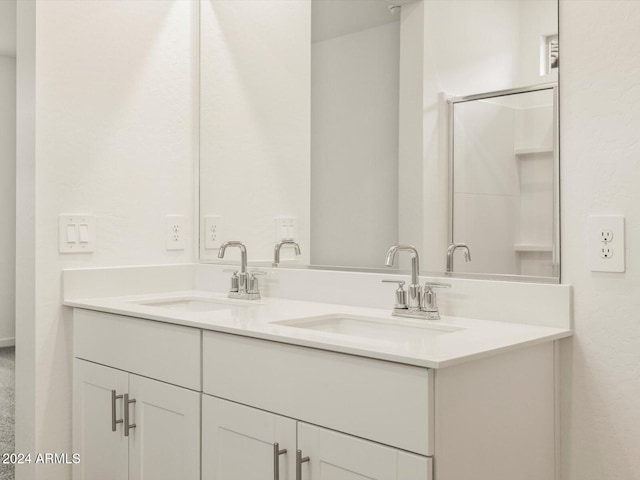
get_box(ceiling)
[0,0,16,57]
[312,0,399,44]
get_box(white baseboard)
[0,337,15,348]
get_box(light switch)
[275,217,297,241]
[66,224,77,243]
[59,215,95,253]
[78,224,89,243]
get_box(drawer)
[203,331,433,455]
[73,309,201,390]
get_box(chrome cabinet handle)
[295,450,310,480]
[273,442,287,480]
[111,390,123,432]
[123,393,136,437]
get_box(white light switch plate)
[589,215,625,272]
[166,215,186,250]
[275,217,297,241]
[59,215,95,253]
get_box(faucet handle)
[422,282,450,320]
[230,271,239,292]
[382,280,408,309]
[245,270,268,296]
[247,274,260,295]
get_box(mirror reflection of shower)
[450,86,558,279]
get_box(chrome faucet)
[384,245,422,313]
[383,244,452,320]
[273,239,301,267]
[218,241,260,300]
[446,243,471,273]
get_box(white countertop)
[65,290,571,369]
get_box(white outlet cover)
[589,215,625,272]
[59,215,95,253]
[166,215,186,250]
[204,215,222,250]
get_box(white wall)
[0,0,16,57]
[311,21,400,268]
[0,55,15,346]
[199,0,311,265]
[0,0,16,350]
[16,1,198,478]
[560,2,640,479]
[15,1,36,473]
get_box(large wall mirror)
[199,0,559,282]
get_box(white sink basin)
[272,314,463,343]
[130,296,256,313]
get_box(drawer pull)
[273,442,287,480]
[123,393,137,437]
[296,449,310,480]
[110,390,123,432]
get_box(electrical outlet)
[204,215,223,249]
[600,230,614,242]
[166,215,186,250]
[589,215,624,272]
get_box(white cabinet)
[298,423,431,480]
[73,359,200,480]
[203,331,433,456]
[73,308,556,480]
[129,375,201,480]
[73,309,201,390]
[202,395,297,480]
[73,360,128,480]
[202,396,432,480]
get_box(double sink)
[129,295,463,343]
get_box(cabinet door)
[73,359,128,480]
[297,423,432,480]
[128,374,201,480]
[202,395,297,480]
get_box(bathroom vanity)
[66,265,571,480]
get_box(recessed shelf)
[514,147,553,156]
[514,244,553,252]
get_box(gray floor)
[0,347,14,480]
